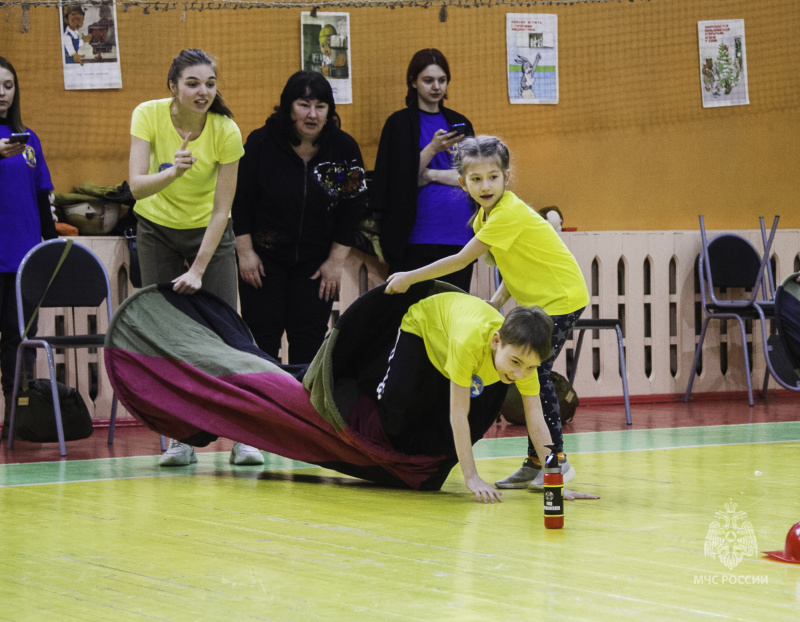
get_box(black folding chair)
[684,216,779,406]
[7,239,118,455]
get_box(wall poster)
[60,1,122,90]
[698,19,749,108]
[301,11,352,104]
[506,13,558,105]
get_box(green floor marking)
[2,422,799,487]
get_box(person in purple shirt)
[371,48,476,293]
[0,57,58,437]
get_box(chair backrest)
[706,234,762,289]
[698,215,777,307]
[15,239,113,337]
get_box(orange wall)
[4,0,799,231]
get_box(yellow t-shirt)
[400,292,540,396]
[130,98,244,229]
[473,191,589,315]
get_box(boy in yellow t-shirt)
[376,292,554,503]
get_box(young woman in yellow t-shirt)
[128,49,263,468]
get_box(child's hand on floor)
[466,474,503,503]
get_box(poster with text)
[301,11,352,104]
[60,1,122,90]
[506,13,558,104]
[698,19,749,108]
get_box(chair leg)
[107,394,119,445]
[160,434,167,452]
[568,329,586,385]
[614,325,632,425]
[42,346,67,456]
[733,317,754,407]
[684,318,710,403]
[761,365,770,399]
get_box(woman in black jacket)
[371,48,475,292]
[232,71,367,364]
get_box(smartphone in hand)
[449,123,469,137]
[9,132,30,144]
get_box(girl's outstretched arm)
[385,236,490,294]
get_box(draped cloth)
[104,281,503,490]
[775,272,800,382]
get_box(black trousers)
[238,255,334,365]
[0,273,36,395]
[376,330,507,456]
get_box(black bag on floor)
[14,379,94,442]
[551,371,579,425]
[500,371,579,426]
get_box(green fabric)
[303,328,347,432]
[107,285,289,379]
[781,272,800,301]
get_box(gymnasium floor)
[1,395,798,621]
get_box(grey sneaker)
[230,442,265,466]
[495,458,541,489]
[159,439,197,466]
[528,455,576,491]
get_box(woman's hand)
[466,474,503,504]
[172,269,202,295]
[0,138,26,159]
[312,256,344,302]
[172,134,196,179]
[426,128,464,154]
[238,248,264,289]
[384,272,415,295]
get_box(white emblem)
[704,500,758,570]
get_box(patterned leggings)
[529,307,585,457]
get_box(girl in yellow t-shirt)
[385,135,589,491]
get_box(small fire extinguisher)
[543,448,564,529]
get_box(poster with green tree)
[698,19,749,108]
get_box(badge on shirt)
[470,374,484,397]
[158,162,174,172]
[23,145,36,168]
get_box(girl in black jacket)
[370,48,475,292]
[232,71,367,364]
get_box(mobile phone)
[449,123,469,137]
[9,132,30,144]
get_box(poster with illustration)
[698,19,749,108]
[506,13,558,104]
[60,0,122,90]
[301,11,352,104]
